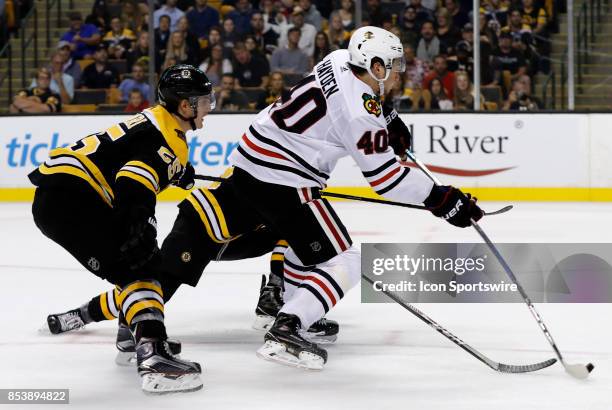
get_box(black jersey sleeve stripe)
[362,158,397,178]
[376,167,410,195]
[284,276,301,287]
[299,283,330,313]
[248,126,330,179]
[285,258,316,272]
[236,146,323,186]
[312,268,345,299]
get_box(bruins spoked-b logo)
[362,93,381,117]
[87,257,100,272]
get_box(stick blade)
[497,358,557,373]
[564,362,594,379]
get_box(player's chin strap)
[174,96,200,130]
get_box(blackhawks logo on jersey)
[362,93,381,117]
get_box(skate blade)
[256,340,324,371]
[141,373,203,394]
[252,315,275,331]
[302,331,338,345]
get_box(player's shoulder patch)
[362,93,381,117]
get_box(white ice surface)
[0,201,611,409]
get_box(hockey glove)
[423,185,484,228]
[117,208,160,270]
[383,102,412,159]
[174,162,195,190]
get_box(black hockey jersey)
[29,105,188,208]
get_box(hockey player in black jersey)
[30,64,215,394]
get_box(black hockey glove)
[423,185,484,228]
[117,207,160,270]
[383,102,412,159]
[174,162,195,190]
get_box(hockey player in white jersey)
[218,25,484,370]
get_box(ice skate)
[137,337,202,394]
[256,313,327,370]
[115,322,182,366]
[253,275,339,344]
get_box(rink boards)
[0,112,611,201]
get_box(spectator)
[436,8,461,55]
[155,15,172,63]
[364,0,391,27]
[403,43,428,95]
[256,71,290,109]
[124,88,150,112]
[215,73,249,110]
[521,0,547,36]
[503,74,541,110]
[482,0,510,27]
[299,0,322,31]
[44,50,75,103]
[60,11,101,60]
[121,1,147,34]
[164,30,198,67]
[329,0,356,32]
[416,21,445,64]
[81,45,120,89]
[118,63,150,102]
[453,70,484,110]
[186,0,220,40]
[312,31,331,65]
[261,0,282,33]
[176,16,201,56]
[199,44,233,86]
[492,32,527,81]
[422,55,455,99]
[445,0,468,29]
[200,26,226,60]
[248,12,279,56]
[10,68,62,113]
[85,3,108,32]
[409,0,435,27]
[278,7,316,57]
[336,0,355,31]
[126,31,150,73]
[398,6,419,47]
[271,27,310,75]
[222,18,241,50]
[326,12,350,50]
[233,42,270,87]
[227,0,254,35]
[428,77,453,110]
[103,16,136,59]
[57,41,82,88]
[454,23,496,85]
[154,0,185,31]
[502,8,532,40]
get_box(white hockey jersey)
[229,49,434,204]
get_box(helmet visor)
[391,56,406,73]
[195,93,216,112]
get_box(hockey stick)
[405,150,595,379]
[193,174,512,216]
[362,274,557,373]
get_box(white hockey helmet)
[348,26,405,94]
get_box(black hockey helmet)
[157,64,214,128]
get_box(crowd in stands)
[9,0,557,114]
